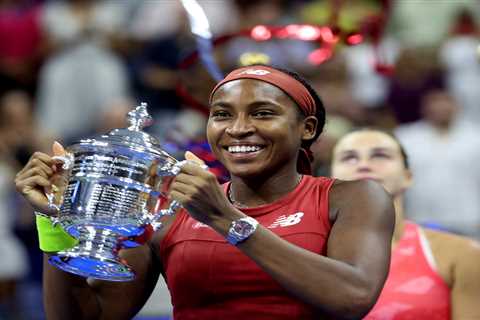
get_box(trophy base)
[49,253,135,281]
[49,227,135,281]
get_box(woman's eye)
[253,110,274,117]
[340,155,357,163]
[210,111,231,119]
[372,153,390,159]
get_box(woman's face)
[207,79,312,179]
[331,131,412,196]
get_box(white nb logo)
[237,69,271,76]
[192,222,209,229]
[268,212,304,228]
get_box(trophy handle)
[46,154,74,215]
[150,160,208,231]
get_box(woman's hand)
[14,141,67,215]
[169,151,233,225]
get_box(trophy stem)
[48,226,135,281]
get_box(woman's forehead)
[211,79,290,103]
[334,131,400,154]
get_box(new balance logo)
[268,212,304,228]
[192,222,209,229]
[237,69,271,76]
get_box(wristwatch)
[226,216,259,246]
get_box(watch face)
[227,217,258,245]
[233,220,253,235]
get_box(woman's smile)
[222,143,267,161]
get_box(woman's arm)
[42,229,168,320]
[171,159,395,319]
[228,180,394,319]
[14,147,172,320]
[449,237,480,319]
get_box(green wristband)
[35,214,78,252]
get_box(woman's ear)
[402,168,414,189]
[302,116,318,140]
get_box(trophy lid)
[76,102,174,160]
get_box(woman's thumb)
[185,151,205,165]
[52,141,66,156]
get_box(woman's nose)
[356,159,373,173]
[225,116,254,137]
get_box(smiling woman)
[207,65,321,180]
[15,65,395,320]
[331,128,480,319]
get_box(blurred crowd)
[0,0,479,319]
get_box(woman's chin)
[227,165,265,179]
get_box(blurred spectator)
[386,47,444,124]
[163,109,207,153]
[300,0,383,32]
[343,38,400,109]
[440,8,480,124]
[95,97,133,133]
[35,0,132,142]
[313,75,366,124]
[308,55,370,175]
[0,0,45,96]
[67,96,136,144]
[389,0,480,47]
[0,90,50,165]
[311,114,353,177]
[0,92,34,319]
[126,0,239,140]
[395,89,480,239]
[127,31,183,121]
[221,0,313,72]
[0,162,29,319]
[128,0,238,41]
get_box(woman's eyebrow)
[371,147,395,153]
[250,100,278,105]
[335,150,357,158]
[247,100,283,109]
[210,102,232,109]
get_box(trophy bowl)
[47,103,184,281]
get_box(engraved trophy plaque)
[47,103,187,281]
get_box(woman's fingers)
[16,175,51,195]
[16,165,52,181]
[169,180,198,204]
[174,169,218,190]
[14,143,68,214]
[15,175,54,213]
[171,179,197,194]
[178,161,212,179]
[169,190,189,206]
[17,152,53,176]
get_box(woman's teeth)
[228,145,262,153]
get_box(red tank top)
[365,222,451,320]
[160,175,335,320]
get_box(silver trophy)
[46,103,190,281]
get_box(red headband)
[209,65,316,116]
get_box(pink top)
[365,222,451,320]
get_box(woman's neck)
[392,194,406,247]
[229,169,302,208]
